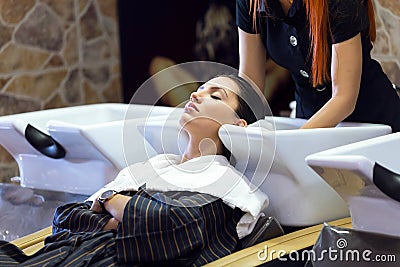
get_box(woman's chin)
[178,115,188,128]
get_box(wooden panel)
[206,217,352,266]
[10,226,52,250]
[8,218,352,264]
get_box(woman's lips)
[185,102,199,112]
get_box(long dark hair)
[216,74,267,159]
[218,74,266,123]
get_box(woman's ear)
[234,119,248,128]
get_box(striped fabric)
[52,202,113,233]
[0,188,244,266]
[0,231,117,266]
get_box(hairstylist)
[237,0,400,131]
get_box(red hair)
[250,0,376,87]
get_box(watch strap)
[97,190,117,213]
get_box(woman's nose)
[190,92,199,103]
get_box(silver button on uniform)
[300,69,309,78]
[289,35,298,46]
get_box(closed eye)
[211,95,221,100]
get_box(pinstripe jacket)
[0,188,244,266]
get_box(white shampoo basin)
[306,132,400,236]
[137,115,392,226]
[0,103,177,195]
[218,117,391,226]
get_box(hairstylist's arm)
[301,33,362,129]
[238,28,266,92]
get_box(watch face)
[100,190,116,199]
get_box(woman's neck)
[181,135,223,163]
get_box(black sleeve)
[52,202,112,234]
[236,0,258,33]
[329,0,369,44]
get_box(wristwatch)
[98,189,118,213]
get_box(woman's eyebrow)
[209,86,228,97]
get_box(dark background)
[117,0,294,115]
[118,0,210,102]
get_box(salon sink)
[218,117,392,226]
[137,115,392,226]
[306,132,400,236]
[0,103,178,195]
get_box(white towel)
[87,154,269,238]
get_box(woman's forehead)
[203,76,239,95]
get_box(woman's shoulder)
[328,0,369,43]
[236,0,257,34]
[328,0,366,16]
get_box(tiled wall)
[0,0,121,182]
[372,0,400,86]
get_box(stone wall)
[373,0,400,86]
[0,0,121,182]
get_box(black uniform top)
[237,0,400,132]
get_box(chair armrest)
[10,226,52,254]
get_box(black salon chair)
[241,216,285,249]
